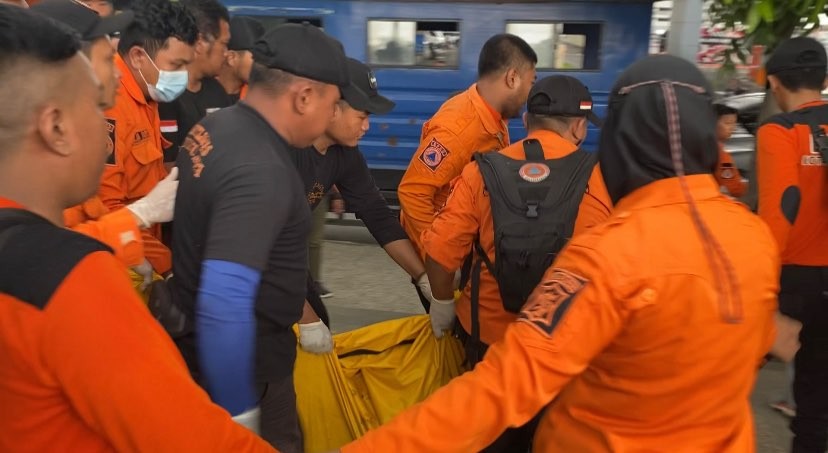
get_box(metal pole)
[666,0,704,62]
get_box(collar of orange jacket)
[614,174,721,213]
[470,83,507,137]
[795,99,827,111]
[0,197,25,210]
[115,54,152,107]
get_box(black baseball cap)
[228,16,265,52]
[251,23,349,87]
[31,0,133,41]
[527,75,602,127]
[340,58,395,115]
[766,37,827,75]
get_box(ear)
[767,74,781,92]
[35,103,72,157]
[293,83,315,115]
[225,50,237,67]
[127,46,146,71]
[505,68,519,89]
[195,34,211,56]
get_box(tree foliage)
[709,0,828,68]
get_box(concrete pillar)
[666,0,704,63]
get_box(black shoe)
[314,281,333,299]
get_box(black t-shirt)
[159,77,232,162]
[172,102,311,382]
[292,145,408,246]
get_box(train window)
[506,22,602,70]
[238,16,323,31]
[367,20,460,68]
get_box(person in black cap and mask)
[158,0,232,162]
[333,55,779,453]
[291,58,433,354]
[757,36,828,453]
[217,15,265,102]
[170,23,348,452]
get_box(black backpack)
[461,138,596,363]
[768,103,828,164]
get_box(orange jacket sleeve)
[573,166,613,235]
[756,123,798,252]
[43,252,276,453]
[69,208,145,268]
[142,229,171,274]
[715,147,747,197]
[421,164,482,272]
[399,127,467,253]
[341,245,629,453]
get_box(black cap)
[228,16,264,52]
[340,58,395,115]
[527,75,601,127]
[31,0,133,41]
[766,37,828,75]
[251,23,349,87]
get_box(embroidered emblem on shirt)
[133,130,150,144]
[519,268,587,336]
[418,138,450,172]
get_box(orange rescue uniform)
[342,176,779,453]
[715,144,747,197]
[63,196,144,268]
[0,198,276,453]
[399,84,509,256]
[757,100,828,266]
[98,54,171,274]
[422,130,612,345]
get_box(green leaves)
[708,0,828,63]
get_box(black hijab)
[599,55,719,204]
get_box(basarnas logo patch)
[418,138,450,172]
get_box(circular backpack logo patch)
[519,162,550,183]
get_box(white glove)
[231,406,261,434]
[299,320,333,354]
[429,298,456,339]
[127,167,179,228]
[132,258,154,292]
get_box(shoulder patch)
[0,212,111,309]
[418,138,450,172]
[518,268,587,336]
[105,118,116,165]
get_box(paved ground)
[319,223,794,452]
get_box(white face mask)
[138,50,188,102]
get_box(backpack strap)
[0,208,111,310]
[522,138,544,162]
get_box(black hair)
[181,0,229,40]
[117,0,198,57]
[248,62,297,94]
[713,103,738,118]
[774,66,827,92]
[0,3,80,64]
[477,33,537,78]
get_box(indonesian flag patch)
[160,120,178,133]
[579,101,593,111]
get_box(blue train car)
[222,0,655,207]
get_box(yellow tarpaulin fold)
[294,315,465,453]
